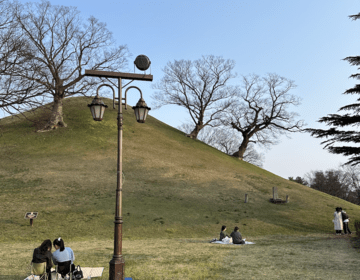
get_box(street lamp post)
[86,57,152,280]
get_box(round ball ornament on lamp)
[134,55,151,71]
[131,55,152,123]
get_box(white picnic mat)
[24,267,104,280]
[211,240,255,245]
[210,236,255,245]
[80,267,104,278]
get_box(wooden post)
[245,194,248,203]
[30,219,33,226]
[286,195,289,203]
[273,187,278,199]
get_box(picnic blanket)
[210,237,255,245]
[25,267,104,280]
[211,240,255,245]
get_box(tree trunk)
[188,124,204,139]
[232,138,249,160]
[37,96,67,132]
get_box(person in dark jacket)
[341,208,352,234]
[230,226,245,244]
[32,239,53,279]
[219,225,229,241]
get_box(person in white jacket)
[333,207,343,235]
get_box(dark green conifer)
[307,13,360,165]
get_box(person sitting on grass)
[230,226,245,244]
[52,237,75,271]
[220,225,229,241]
[32,239,53,280]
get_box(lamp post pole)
[85,70,152,280]
[112,76,124,279]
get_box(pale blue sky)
[2,0,360,179]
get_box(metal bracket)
[123,86,143,110]
[112,80,136,109]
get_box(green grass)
[1,235,360,279]
[1,96,360,279]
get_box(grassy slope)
[2,235,360,280]
[1,96,360,245]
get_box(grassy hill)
[1,96,360,245]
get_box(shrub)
[354,220,360,238]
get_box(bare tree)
[152,55,238,139]
[0,0,43,113]
[339,164,360,204]
[220,73,304,160]
[0,0,12,27]
[178,123,264,167]
[0,0,129,131]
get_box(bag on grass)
[222,236,233,244]
[73,265,83,279]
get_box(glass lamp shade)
[88,95,108,121]
[132,98,151,123]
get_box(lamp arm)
[123,86,143,110]
[96,84,115,96]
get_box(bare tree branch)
[220,73,305,159]
[152,55,238,139]
[0,0,129,131]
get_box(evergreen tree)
[309,170,347,199]
[307,13,360,165]
[288,176,308,186]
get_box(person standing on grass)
[220,225,229,241]
[52,238,75,271]
[230,226,245,244]
[341,208,352,235]
[32,239,53,280]
[333,207,343,235]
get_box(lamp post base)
[109,256,125,280]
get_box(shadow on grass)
[349,235,360,252]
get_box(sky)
[2,0,360,179]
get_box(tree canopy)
[0,0,129,131]
[152,55,238,139]
[220,73,304,159]
[302,166,360,204]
